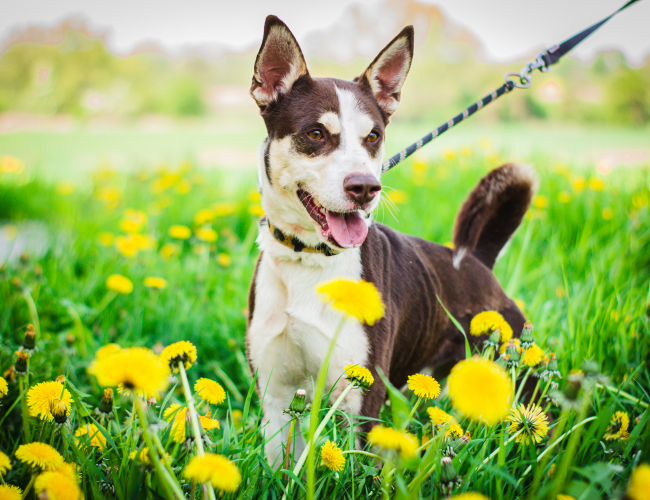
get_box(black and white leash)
[381,0,642,174]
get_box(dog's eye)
[307,130,323,140]
[367,131,379,143]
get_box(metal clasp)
[504,52,549,89]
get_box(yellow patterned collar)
[267,219,340,256]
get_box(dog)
[246,16,535,466]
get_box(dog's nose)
[343,174,381,205]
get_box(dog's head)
[251,16,414,250]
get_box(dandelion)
[344,364,374,389]
[589,178,604,191]
[15,351,29,374]
[407,373,441,400]
[499,338,521,355]
[427,407,454,427]
[160,242,180,260]
[89,347,169,396]
[387,190,407,204]
[627,463,650,500]
[602,207,613,220]
[115,236,139,257]
[184,453,241,493]
[0,376,7,398]
[195,227,218,243]
[164,404,220,443]
[160,341,197,372]
[217,253,231,266]
[470,311,513,343]
[249,205,265,216]
[557,191,571,203]
[448,356,513,425]
[556,495,576,500]
[35,470,82,500]
[367,425,418,458]
[320,440,345,471]
[96,388,114,417]
[212,202,238,216]
[445,422,464,439]
[168,225,192,239]
[533,195,549,209]
[98,232,115,247]
[0,451,11,475]
[317,278,384,325]
[106,274,133,294]
[195,378,226,405]
[0,485,22,500]
[27,381,73,422]
[450,494,490,500]
[16,442,64,471]
[75,423,107,450]
[194,209,215,225]
[522,344,544,367]
[604,411,630,441]
[144,276,168,289]
[572,177,585,192]
[95,343,121,360]
[506,403,549,445]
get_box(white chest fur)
[248,228,369,464]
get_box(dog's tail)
[452,163,537,270]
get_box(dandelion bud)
[10,277,23,291]
[49,397,68,424]
[34,264,43,277]
[55,375,66,384]
[520,321,534,346]
[3,366,16,383]
[548,353,559,372]
[496,355,509,370]
[581,359,600,377]
[440,457,457,482]
[66,333,75,348]
[15,351,29,374]
[98,388,114,415]
[563,373,582,400]
[487,329,501,345]
[19,251,30,265]
[289,389,306,413]
[23,325,36,351]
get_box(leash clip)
[504,51,549,89]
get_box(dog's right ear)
[250,16,309,110]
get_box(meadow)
[0,130,649,500]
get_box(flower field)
[0,145,649,500]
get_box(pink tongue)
[325,210,368,248]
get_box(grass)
[0,138,649,500]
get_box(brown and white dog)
[246,16,535,466]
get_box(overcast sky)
[1,0,648,65]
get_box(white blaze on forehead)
[334,87,375,149]
[318,112,341,135]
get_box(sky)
[1,0,648,65]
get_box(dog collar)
[267,219,340,257]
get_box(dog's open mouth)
[297,190,367,248]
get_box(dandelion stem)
[476,428,524,471]
[178,363,217,500]
[22,475,36,497]
[134,398,185,500]
[282,418,296,476]
[514,368,532,403]
[284,382,355,500]
[18,376,31,441]
[595,383,649,408]
[408,398,422,420]
[341,450,382,461]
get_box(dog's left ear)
[357,26,414,119]
[250,16,309,110]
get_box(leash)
[381,0,642,174]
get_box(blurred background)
[1,0,649,180]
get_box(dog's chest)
[248,246,370,392]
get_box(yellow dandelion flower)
[144,276,168,289]
[344,364,374,389]
[35,470,81,500]
[367,425,418,458]
[557,191,571,203]
[217,253,231,266]
[533,195,549,209]
[506,403,549,445]
[572,177,585,192]
[320,440,345,471]
[470,311,513,343]
[0,451,11,475]
[589,178,604,191]
[627,463,650,500]
[75,423,107,450]
[160,341,197,372]
[95,343,121,360]
[387,190,407,204]
[556,495,576,500]
[445,422,464,439]
[27,381,73,422]
[450,494,491,500]
[604,411,630,441]
[317,278,384,325]
[55,462,80,483]
[448,357,513,425]
[522,344,544,367]
[195,378,226,405]
[0,376,7,398]
[16,442,64,471]
[163,404,220,443]
[160,242,180,260]
[168,225,192,239]
[89,347,169,396]
[106,274,133,294]
[128,447,173,466]
[184,453,241,492]
[194,209,215,226]
[212,202,238,216]
[427,407,454,427]
[117,383,159,400]
[602,207,613,220]
[407,373,441,400]
[248,204,265,217]
[115,236,139,257]
[0,485,22,500]
[499,338,521,355]
[195,227,218,243]
[97,232,115,247]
